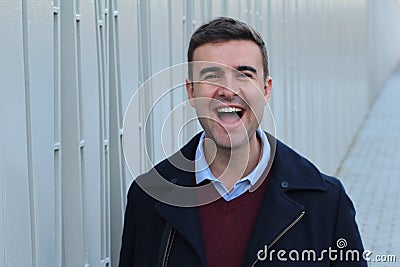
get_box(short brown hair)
[187,17,269,81]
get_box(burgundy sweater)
[198,175,270,267]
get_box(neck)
[203,133,262,191]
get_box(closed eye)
[236,65,257,79]
[239,72,253,77]
[236,71,254,80]
[204,74,220,80]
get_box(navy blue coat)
[119,132,367,266]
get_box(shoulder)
[322,173,347,193]
[271,135,350,203]
[126,132,204,202]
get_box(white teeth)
[217,107,243,113]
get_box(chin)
[213,133,251,150]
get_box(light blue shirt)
[195,128,271,201]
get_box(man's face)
[186,40,272,150]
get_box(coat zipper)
[162,228,176,267]
[250,211,305,267]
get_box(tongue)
[218,112,240,124]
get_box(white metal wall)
[368,0,400,102]
[1,1,400,267]
[266,0,371,173]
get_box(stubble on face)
[188,40,271,153]
[186,40,272,183]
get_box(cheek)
[245,96,267,120]
[192,98,213,118]
[243,82,267,102]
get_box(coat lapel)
[243,138,327,266]
[155,201,206,266]
[242,168,305,266]
[153,132,206,266]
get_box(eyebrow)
[236,65,257,75]
[199,66,222,77]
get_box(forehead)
[192,40,263,68]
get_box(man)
[119,17,366,266]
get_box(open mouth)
[216,106,245,123]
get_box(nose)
[216,78,238,100]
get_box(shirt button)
[281,181,289,189]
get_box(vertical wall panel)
[22,0,38,266]
[0,1,34,266]
[118,1,138,115]
[79,0,108,266]
[59,0,85,266]
[137,0,155,171]
[53,0,62,265]
[26,0,55,266]
[96,0,112,264]
[210,0,223,17]
[169,0,187,154]
[116,8,140,267]
[109,0,125,266]
[194,0,207,24]
[182,0,199,143]
[150,0,173,164]
[117,0,139,208]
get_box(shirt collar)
[195,128,271,186]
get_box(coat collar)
[154,131,327,266]
[153,131,327,191]
[267,133,327,192]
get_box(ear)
[263,77,273,105]
[185,78,196,107]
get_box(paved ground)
[337,66,400,266]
